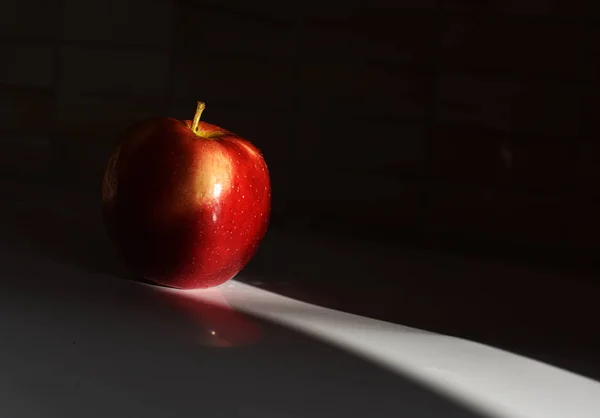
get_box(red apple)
[102,102,270,289]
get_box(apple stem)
[191,101,206,135]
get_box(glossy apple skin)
[102,117,271,289]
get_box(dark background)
[3,0,600,262]
[2,0,600,382]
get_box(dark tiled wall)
[2,0,599,253]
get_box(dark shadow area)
[0,234,487,418]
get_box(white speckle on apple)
[212,183,222,198]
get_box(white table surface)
[2,182,600,418]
